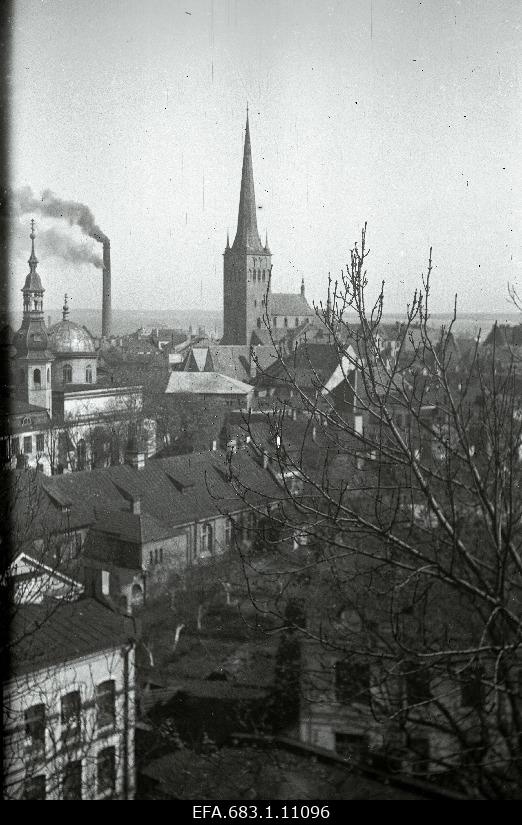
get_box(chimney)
[102,240,112,339]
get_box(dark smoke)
[13,186,109,244]
[37,226,103,269]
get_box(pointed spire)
[232,111,263,253]
[29,218,37,266]
[22,219,44,303]
[301,277,305,297]
[225,229,230,251]
[264,229,271,254]
[62,293,70,321]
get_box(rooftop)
[9,597,134,676]
[166,371,254,396]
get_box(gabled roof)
[90,509,172,545]
[165,371,253,396]
[7,448,283,540]
[267,293,314,317]
[10,597,134,676]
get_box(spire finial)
[28,218,38,268]
[62,293,70,321]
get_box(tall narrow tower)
[222,111,272,345]
[12,221,54,414]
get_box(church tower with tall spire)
[12,221,54,414]
[222,111,273,345]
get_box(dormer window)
[22,416,32,427]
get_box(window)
[23,774,46,800]
[335,733,368,763]
[22,416,32,427]
[33,368,41,387]
[284,317,288,327]
[334,660,371,704]
[61,690,81,740]
[62,364,72,384]
[153,547,164,564]
[95,680,116,729]
[257,318,261,328]
[225,518,232,548]
[23,436,32,454]
[409,737,430,774]
[149,550,154,566]
[24,704,46,751]
[85,365,93,384]
[62,760,82,800]
[77,439,86,471]
[461,667,485,710]
[36,433,44,453]
[273,316,277,327]
[404,664,432,705]
[295,317,299,327]
[101,570,110,596]
[201,522,214,555]
[11,436,20,456]
[262,270,266,282]
[97,746,116,796]
[47,367,50,383]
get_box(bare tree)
[227,227,522,798]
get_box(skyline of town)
[9,0,520,317]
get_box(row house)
[7,446,282,616]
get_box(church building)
[222,112,314,346]
[4,223,156,474]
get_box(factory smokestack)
[102,240,111,339]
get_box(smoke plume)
[37,226,103,269]
[13,186,109,244]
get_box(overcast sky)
[9,0,521,318]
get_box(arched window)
[62,364,72,384]
[273,317,277,327]
[254,299,257,308]
[131,584,144,610]
[47,368,50,383]
[284,317,288,328]
[262,270,265,282]
[257,318,261,328]
[33,368,41,387]
[295,317,299,327]
[85,365,93,384]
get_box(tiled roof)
[8,448,282,539]
[206,347,252,382]
[165,371,253,395]
[91,509,173,544]
[267,293,314,317]
[10,597,133,676]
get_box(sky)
[8,0,521,318]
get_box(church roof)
[267,293,315,317]
[49,319,96,354]
[231,112,264,254]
